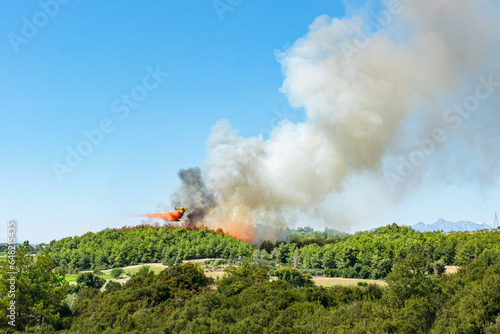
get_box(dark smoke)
[170,168,216,228]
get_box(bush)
[275,267,314,288]
[299,268,324,276]
[104,281,122,293]
[93,269,104,276]
[431,259,446,276]
[110,268,125,279]
[163,256,176,266]
[217,261,269,296]
[324,268,339,277]
[76,273,106,289]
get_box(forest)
[1,224,500,333]
[40,223,500,280]
[40,225,254,271]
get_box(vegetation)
[41,225,254,271]
[110,268,125,279]
[41,223,500,281]
[2,224,500,332]
[274,267,314,288]
[2,254,499,333]
[258,223,500,280]
[0,245,68,331]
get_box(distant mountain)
[412,218,492,233]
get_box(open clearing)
[445,265,459,274]
[69,260,459,287]
[71,261,389,287]
[313,277,387,286]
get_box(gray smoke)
[171,0,500,236]
[170,168,216,228]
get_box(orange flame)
[204,214,256,243]
[135,208,256,243]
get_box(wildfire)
[135,209,255,243]
[213,220,255,243]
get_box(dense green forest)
[2,243,500,333]
[271,224,500,279]
[41,223,500,281]
[40,225,254,271]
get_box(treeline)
[259,223,500,279]
[41,223,500,281]
[41,225,253,271]
[286,226,346,247]
[4,250,500,333]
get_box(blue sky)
[1,1,499,243]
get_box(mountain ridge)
[412,218,492,233]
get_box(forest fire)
[134,167,257,243]
[129,220,254,243]
[136,204,255,243]
[211,220,255,243]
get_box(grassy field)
[65,275,112,282]
[85,261,390,287]
[67,261,460,287]
[312,277,387,286]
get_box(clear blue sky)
[1,1,499,243]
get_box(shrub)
[299,268,325,276]
[76,273,106,289]
[93,269,104,276]
[324,268,339,277]
[275,267,314,288]
[110,268,125,279]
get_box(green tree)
[0,245,68,330]
[217,261,269,296]
[78,253,91,270]
[385,253,437,308]
[275,267,314,288]
[431,259,446,276]
[111,268,125,279]
[76,272,106,289]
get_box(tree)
[76,272,106,289]
[111,268,125,279]
[0,245,68,330]
[104,281,122,294]
[275,267,313,288]
[431,259,446,276]
[217,261,269,296]
[385,253,437,308]
[78,254,91,270]
[259,240,274,254]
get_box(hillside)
[42,223,500,282]
[4,223,500,332]
[41,225,253,271]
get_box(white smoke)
[188,0,500,233]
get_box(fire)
[136,206,256,243]
[216,220,255,243]
[203,210,256,243]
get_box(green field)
[120,265,165,276]
[65,275,112,282]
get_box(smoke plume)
[170,168,216,228]
[172,0,500,239]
